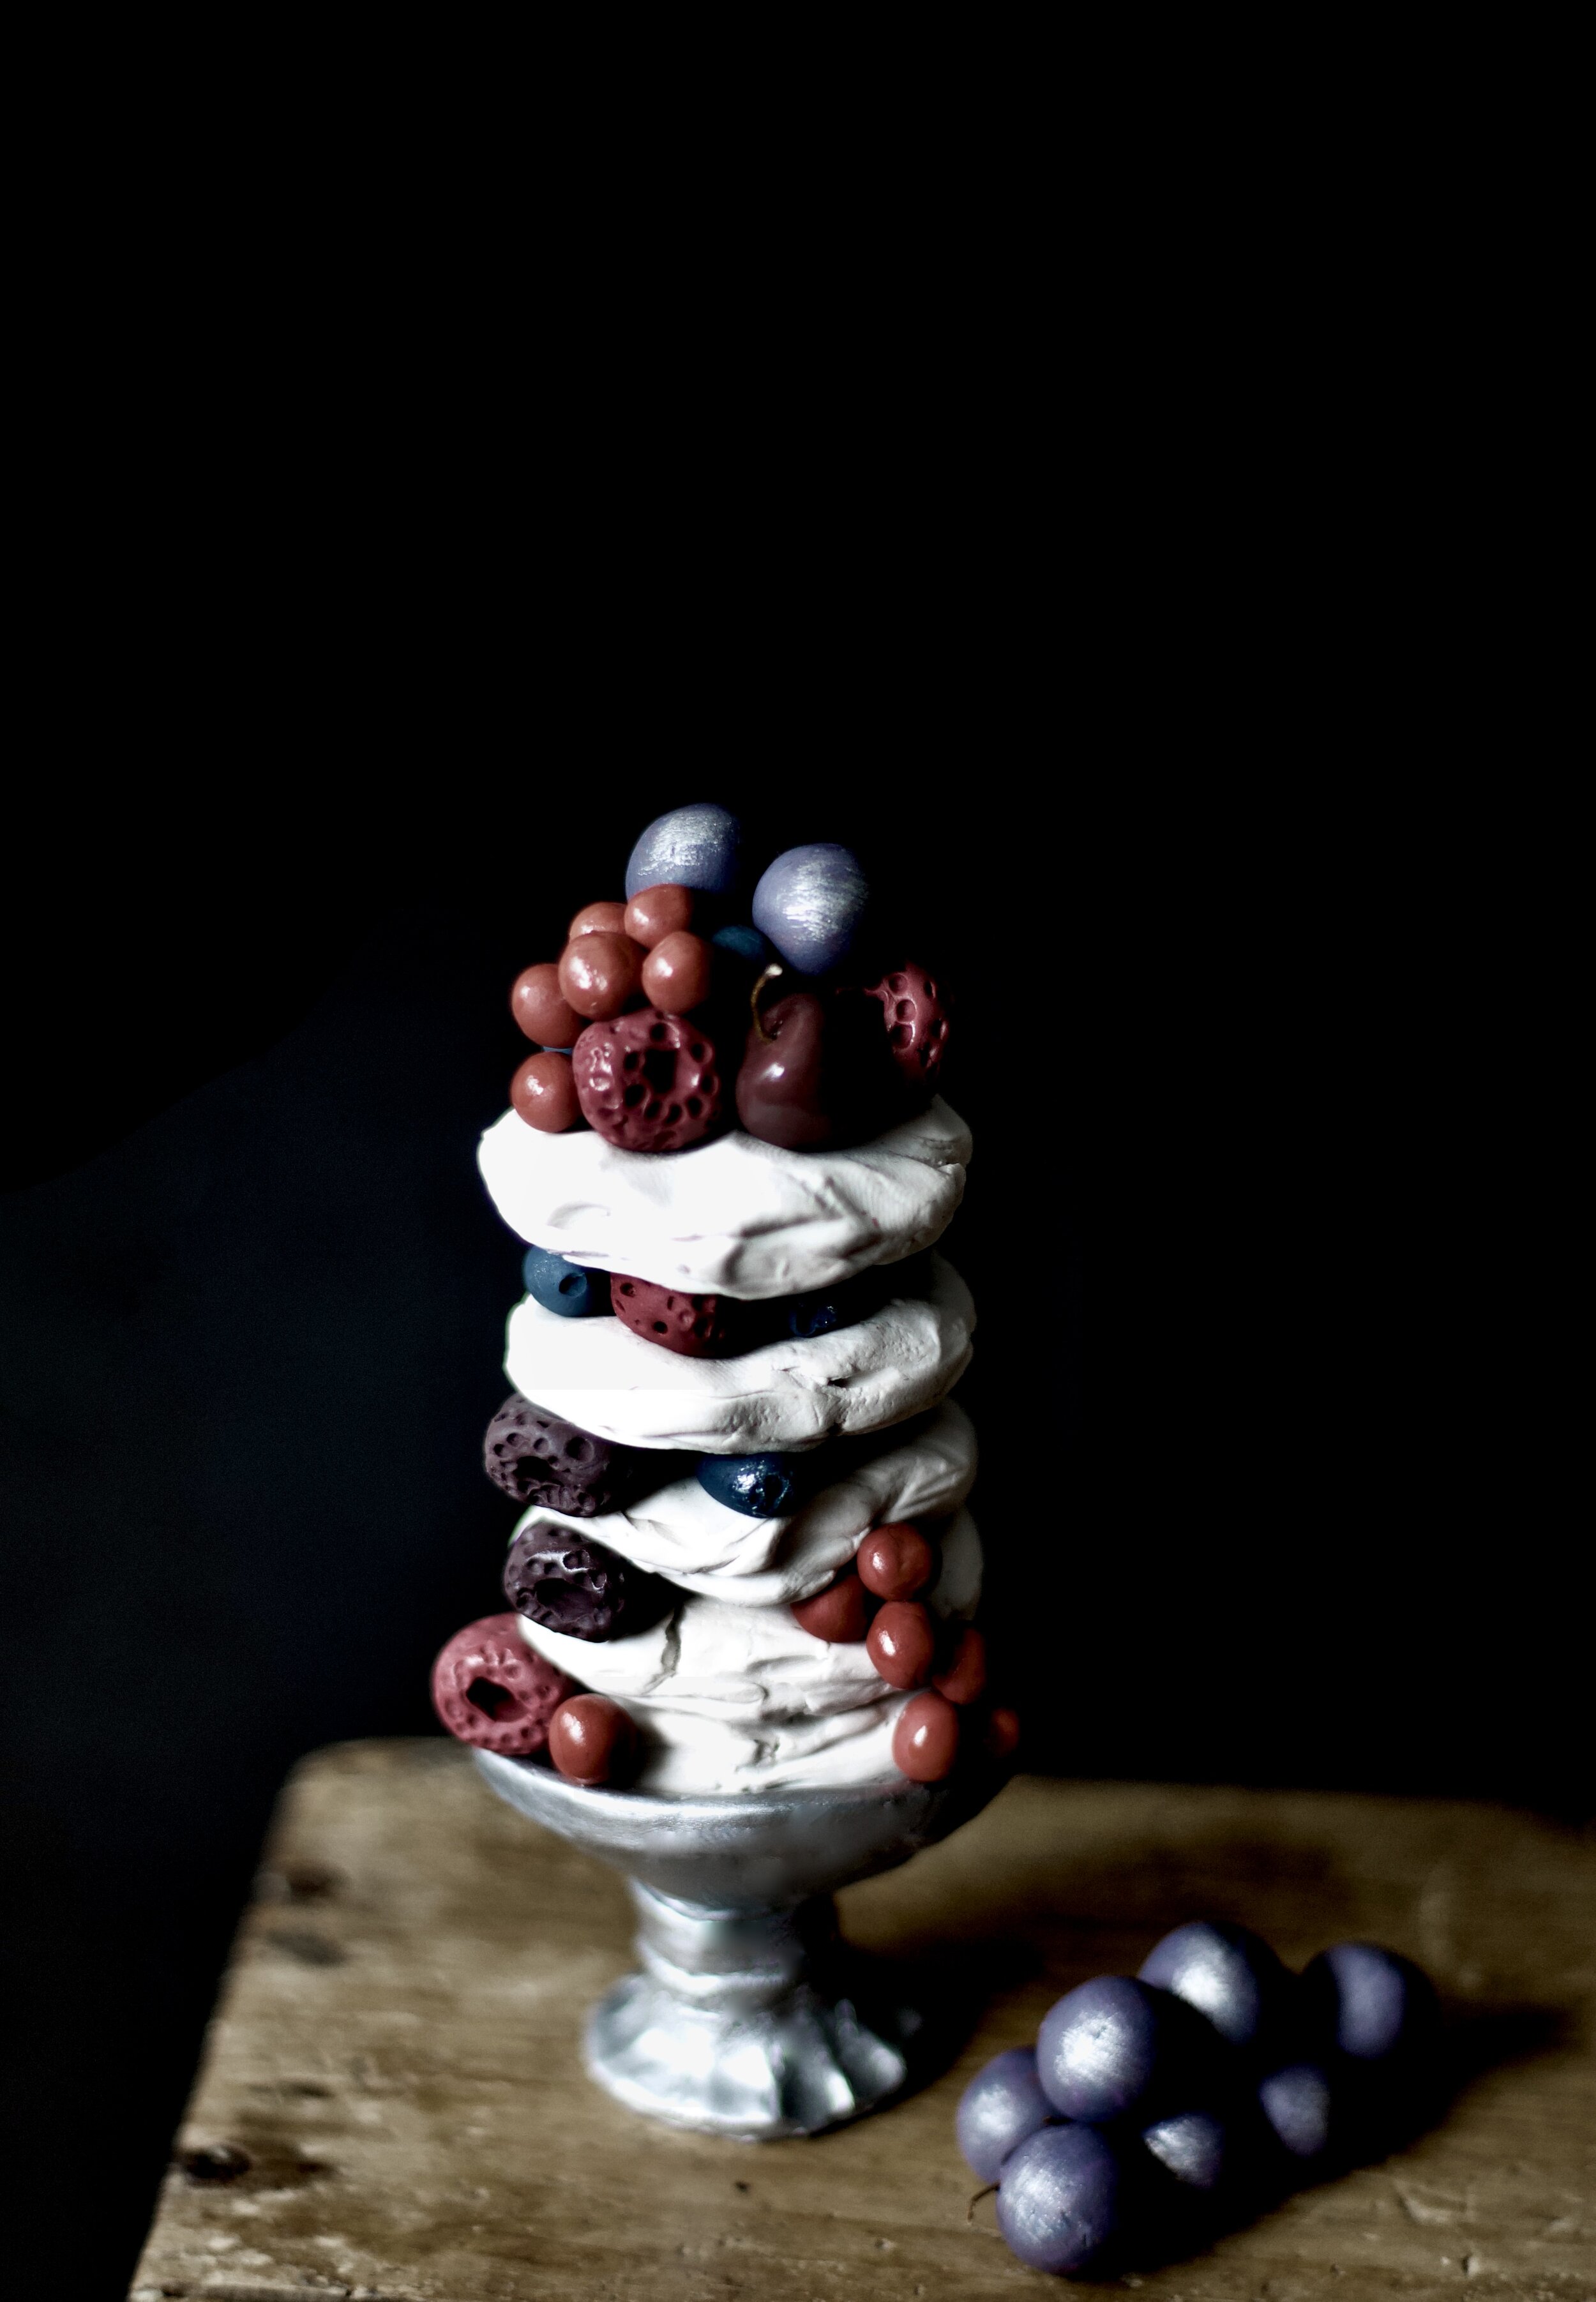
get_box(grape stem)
[965,2184,998,2226]
[749,962,786,1042]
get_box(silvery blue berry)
[625,804,743,901]
[751,843,870,975]
[1139,1919,1294,2060]
[995,2123,1125,2276]
[956,2047,1053,2182]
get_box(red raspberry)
[863,962,951,1094]
[612,1274,742,1357]
[430,1614,576,1756]
[571,1008,725,1154]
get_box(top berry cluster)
[508,802,950,1155]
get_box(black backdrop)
[1,780,1573,2289]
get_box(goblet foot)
[585,1883,919,2138]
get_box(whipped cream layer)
[478,1099,971,1300]
[518,1507,981,1793]
[504,1254,974,1454]
[512,1401,977,1606]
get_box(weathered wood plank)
[131,1743,1596,2301]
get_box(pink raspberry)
[430,1613,576,1756]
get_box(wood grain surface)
[130,1741,1595,2302]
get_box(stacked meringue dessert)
[431,801,1018,1807]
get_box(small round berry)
[641,930,713,1014]
[625,804,742,901]
[695,1453,799,1517]
[792,1571,870,1643]
[511,1052,581,1132]
[892,1690,960,1781]
[983,1705,1023,1760]
[511,962,582,1047]
[1036,1977,1194,2124]
[856,1522,937,1602]
[932,1624,987,1706]
[1300,1941,1438,2065]
[568,899,628,939]
[1138,1920,1293,2058]
[995,2123,1125,2277]
[624,884,695,947]
[548,1694,636,1786]
[1258,2062,1334,2161]
[559,933,645,1021]
[866,1600,935,1689]
[521,1243,610,1319]
[956,2046,1054,2183]
[1141,2107,1231,2193]
[751,843,871,975]
[710,922,774,968]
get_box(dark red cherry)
[735,991,892,1150]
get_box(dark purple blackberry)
[482,1396,642,1517]
[503,1526,672,1642]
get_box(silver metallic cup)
[475,1751,1007,2139]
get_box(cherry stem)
[965,2184,998,2225]
[749,962,785,1042]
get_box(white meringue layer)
[477,1099,971,1300]
[511,1401,977,1606]
[504,1254,974,1455]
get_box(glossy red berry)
[624,884,695,948]
[641,931,713,1015]
[548,1694,636,1786]
[559,932,645,1021]
[983,1705,1023,1761]
[893,1690,961,1782]
[511,963,583,1047]
[866,1600,936,1690]
[932,1624,988,1706]
[568,900,629,939]
[511,1052,582,1132]
[856,1523,938,1602]
[792,1570,871,1643]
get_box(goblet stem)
[585,1881,917,2139]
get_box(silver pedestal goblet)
[474,1750,1008,2140]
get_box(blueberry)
[1036,1977,1219,2126]
[751,843,871,975]
[695,1453,799,1518]
[625,803,743,901]
[779,1268,885,1342]
[710,922,775,968]
[995,2123,1125,2276]
[956,2047,1053,2183]
[1139,1920,1295,2061]
[1300,1942,1438,2067]
[522,1244,611,1320]
[1257,2061,1334,2162]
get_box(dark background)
[1,772,1570,2290]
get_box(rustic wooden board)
[131,1742,1596,2302]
